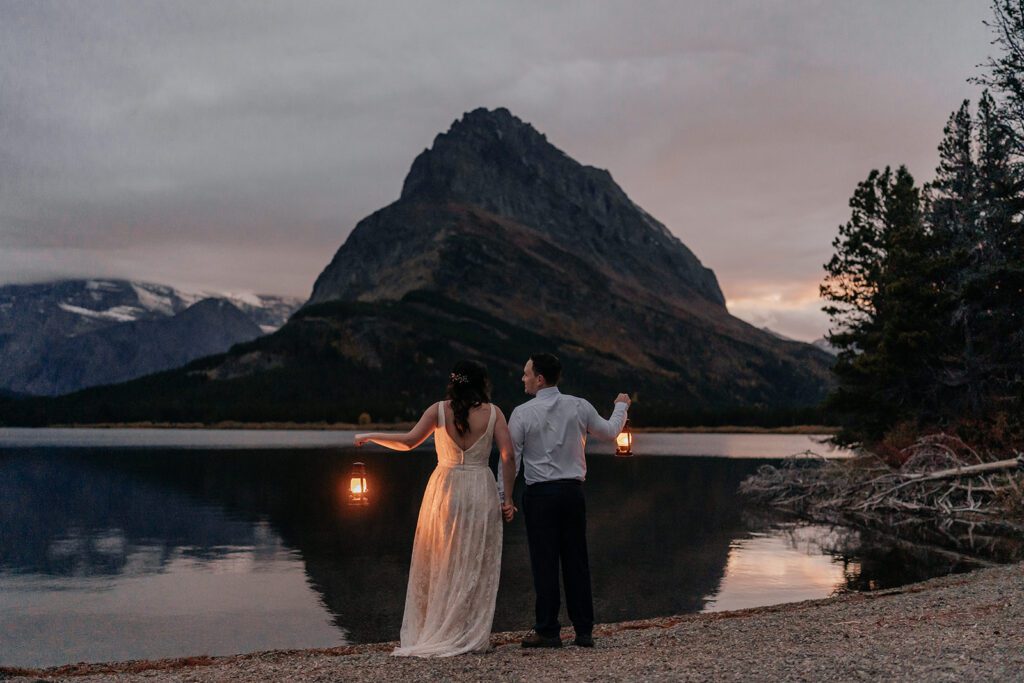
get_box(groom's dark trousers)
[522,479,593,638]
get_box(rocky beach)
[4,561,1021,682]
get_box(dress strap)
[487,404,496,432]
[438,401,445,427]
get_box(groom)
[499,353,630,648]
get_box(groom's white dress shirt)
[499,387,628,501]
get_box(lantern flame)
[347,462,370,505]
[615,419,633,456]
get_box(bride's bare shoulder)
[421,401,443,420]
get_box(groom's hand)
[615,393,632,406]
[501,502,517,522]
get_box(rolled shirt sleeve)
[583,400,628,441]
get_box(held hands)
[354,434,370,447]
[614,392,632,407]
[501,502,517,522]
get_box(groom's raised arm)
[583,394,630,441]
[498,407,525,503]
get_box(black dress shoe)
[574,634,594,647]
[521,631,563,648]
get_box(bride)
[355,360,517,657]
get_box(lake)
[0,431,975,668]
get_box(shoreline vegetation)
[3,561,1021,682]
[741,433,1024,563]
[745,2,1024,568]
[33,421,838,435]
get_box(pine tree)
[975,90,1024,422]
[977,2,1024,439]
[821,170,889,443]
[875,167,945,425]
[822,166,938,444]
[926,100,980,414]
[978,1,1024,153]
[821,1,1024,447]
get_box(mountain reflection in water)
[0,445,975,668]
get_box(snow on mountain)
[57,303,143,322]
[1,279,303,332]
[130,282,177,315]
[0,279,304,396]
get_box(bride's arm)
[491,405,516,518]
[493,408,518,509]
[354,403,437,451]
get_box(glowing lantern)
[348,462,369,505]
[615,419,634,457]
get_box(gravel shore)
[5,562,1022,682]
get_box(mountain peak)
[400,107,562,202]
[440,107,543,146]
[450,106,528,133]
[312,107,726,315]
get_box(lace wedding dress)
[392,401,503,657]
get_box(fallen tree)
[740,434,1024,561]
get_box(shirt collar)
[536,386,561,399]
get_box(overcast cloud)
[0,1,994,340]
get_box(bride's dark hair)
[445,360,491,435]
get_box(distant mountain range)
[761,328,838,356]
[1,109,834,426]
[0,280,301,396]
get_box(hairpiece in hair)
[449,372,469,384]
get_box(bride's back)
[436,400,495,469]
[441,401,493,450]
[437,360,496,468]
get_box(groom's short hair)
[530,353,561,386]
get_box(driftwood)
[903,455,1024,481]
[739,434,1024,560]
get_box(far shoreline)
[31,421,838,435]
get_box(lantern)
[615,419,633,457]
[348,462,369,505]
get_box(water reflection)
[0,452,262,576]
[0,446,970,668]
[0,545,343,666]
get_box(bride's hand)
[354,434,370,447]
[501,502,517,522]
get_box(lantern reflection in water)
[615,419,634,457]
[348,461,369,505]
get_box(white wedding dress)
[392,401,503,657]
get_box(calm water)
[0,427,845,458]
[0,433,971,668]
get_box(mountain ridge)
[0,279,301,396]
[0,108,833,425]
[24,298,263,396]
[303,107,830,388]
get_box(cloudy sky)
[0,1,995,340]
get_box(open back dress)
[391,401,503,657]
